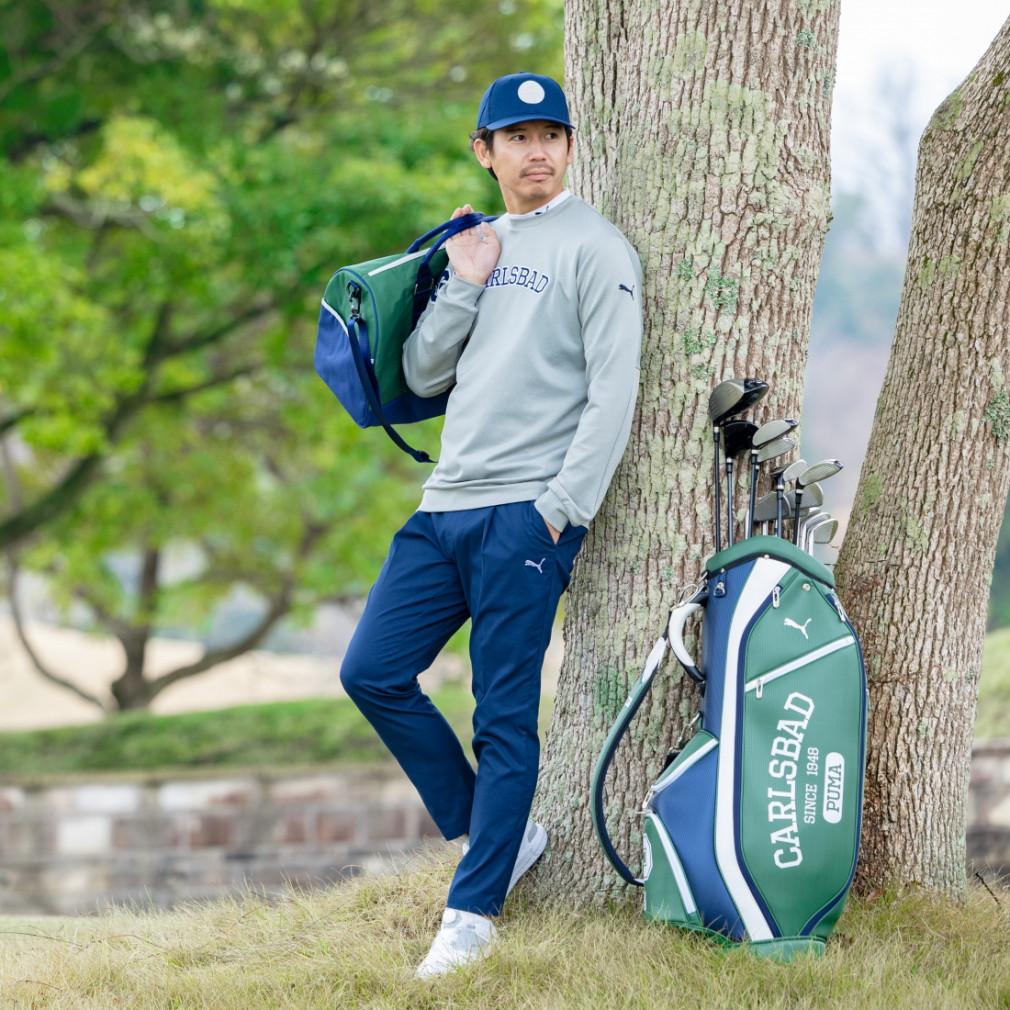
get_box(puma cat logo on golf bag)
[784,617,812,639]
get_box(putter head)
[721,420,759,459]
[753,418,798,448]
[756,436,795,463]
[708,378,769,426]
[799,459,844,486]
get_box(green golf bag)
[591,536,867,960]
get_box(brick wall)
[2,744,1009,916]
[0,764,438,915]
[967,740,1010,877]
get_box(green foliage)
[989,500,1010,630]
[0,684,479,775]
[978,626,1010,735]
[0,0,563,706]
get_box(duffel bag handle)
[407,211,495,256]
[409,212,498,326]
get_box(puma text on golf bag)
[592,536,867,961]
[314,212,495,462]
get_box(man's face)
[474,120,573,215]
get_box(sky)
[832,0,1008,187]
[801,1,1007,534]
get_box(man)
[339,72,642,977]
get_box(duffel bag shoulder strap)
[591,595,706,886]
[344,314,436,464]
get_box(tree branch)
[0,408,35,436]
[139,521,330,703]
[5,559,108,713]
[0,297,271,551]
[149,364,260,406]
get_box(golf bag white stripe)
[651,736,718,796]
[646,815,698,915]
[714,557,790,942]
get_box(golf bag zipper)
[747,635,856,699]
[772,585,781,608]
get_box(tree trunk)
[835,18,1010,897]
[534,0,839,900]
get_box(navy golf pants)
[340,502,586,916]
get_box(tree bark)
[835,17,1010,896]
[534,0,839,900]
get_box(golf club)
[805,514,838,553]
[791,460,843,544]
[707,379,768,552]
[813,517,839,547]
[746,421,798,537]
[721,420,758,546]
[774,459,807,538]
[746,436,796,536]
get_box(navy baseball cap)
[476,73,574,132]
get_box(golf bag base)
[592,536,867,961]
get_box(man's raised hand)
[445,204,501,286]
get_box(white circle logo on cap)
[517,80,546,105]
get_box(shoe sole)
[506,822,547,894]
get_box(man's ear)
[474,137,493,170]
[566,134,574,166]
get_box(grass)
[0,683,479,778]
[979,627,1010,739]
[1,850,1009,1008]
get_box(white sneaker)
[458,820,548,895]
[415,908,497,979]
[506,820,547,894]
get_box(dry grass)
[2,847,1009,1008]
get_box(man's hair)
[469,124,574,181]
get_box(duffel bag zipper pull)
[346,281,362,319]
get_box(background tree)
[0,0,563,708]
[534,0,840,898]
[835,16,1010,896]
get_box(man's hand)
[445,204,500,285]
[544,519,561,544]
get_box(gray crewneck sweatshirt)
[402,195,642,531]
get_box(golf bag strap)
[590,593,708,887]
[346,316,435,464]
[591,633,668,886]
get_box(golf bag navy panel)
[591,535,867,959]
